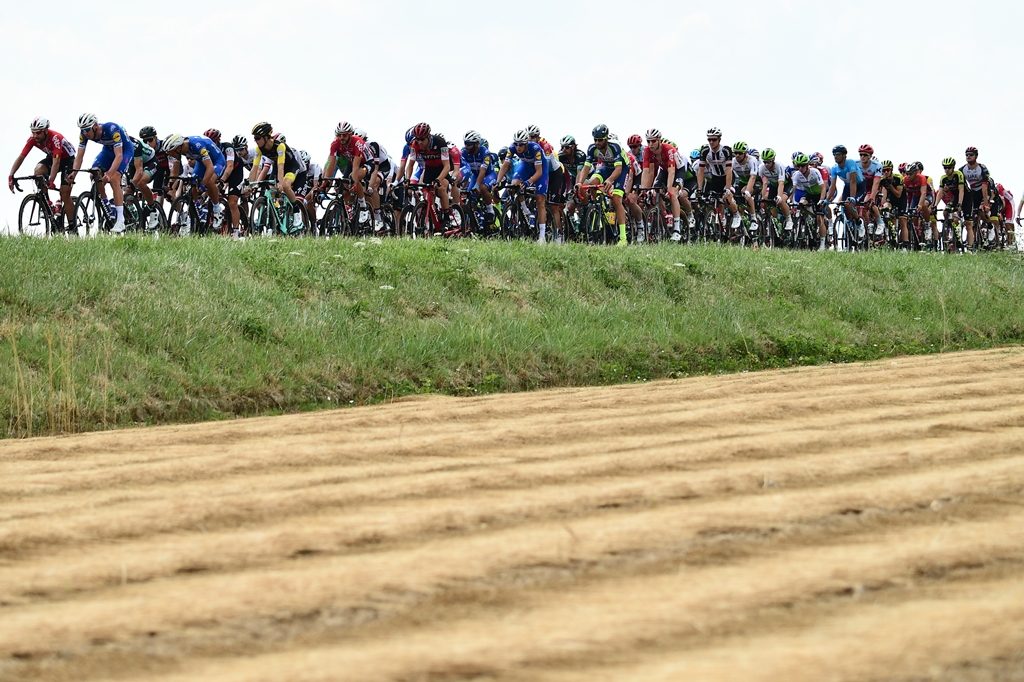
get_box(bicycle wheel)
[446,205,468,237]
[579,204,604,245]
[75,193,99,236]
[168,197,198,237]
[146,201,169,234]
[398,205,416,239]
[288,202,311,237]
[18,194,52,237]
[122,197,144,233]
[249,197,275,237]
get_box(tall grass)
[1,236,1022,437]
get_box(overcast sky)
[2,0,1020,229]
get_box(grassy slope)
[1,236,1022,437]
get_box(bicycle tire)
[249,197,274,237]
[122,196,144,233]
[75,193,99,236]
[18,194,52,237]
[168,197,198,237]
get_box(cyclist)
[71,113,135,234]
[138,126,171,203]
[857,144,885,237]
[577,123,628,246]
[403,122,453,226]
[357,130,394,228]
[902,161,934,247]
[8,117,78,232]
[878,160,908,247]
[248,122,306,225]
[460,130,498,225]
[825,144,865,240]
[625,134,645,239]
[696,127,741,231]
[558,135,587,228]
[221,135,248,237]
[960,146,990,249]
[936,157,965,213]
[790,153,827,250]
[809,152,833,225]
[496,129,550,243]
[758,148,793,232]
[993,183,1013,247]
[127,135,160,230]
[322,121,373,225]
[639,129,684,241]
[731,141,759,234]
[161,132,227,231]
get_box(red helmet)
[204,128,221,144]
[412,122,431,139]
[997,183,1005,193]
[898,162,907,174]
[627,134,642,147]
[965,146,978,155]
[858,143,873,155]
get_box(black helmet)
[252,121,272,138]
[592,124,609,140]
[232,135,248,150]
[832,144,847,155]
[139,126,157,139]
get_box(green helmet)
[733,141,748,153]
[762,148,776,161]
[881,159,894,170]
[942,156,956,168]
[794,153,810,166]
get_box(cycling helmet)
[997,183,1005,193]
[690,149,701,161]
[232,135,247,150]
[733,141,748,153]
[645,128,662,141]
[298,150,310,165]
[560,134,576,147]
[30,117,49,132]
[627,134,643,147]
[274,133,286,144]
[435,132,447,145]
[353,128,367,140]
[335,120,354,135]
[792,151,803,161]
[464,130,482,144]
[898,162,908,174]
[525,124,541,138]
[965,146,978,155]
[794,153,810,166]
[762,148,777,161]
[881,159,894,170]
[513,129,530,143]
[252,121,272,137]
[78,113,98,129]
[912,161,924,172]
[832,145,847,155]
[161,134,185,153]
[139,126,157,139]
[204,128,221,143]
[592,124,609,140]
[404,127,416,144]
[608,133,619,142]
[810,152,823,164]
[480,138,490,150]
[748,148,759,158]
[412,122,431,139]
[706,126,722,137]
[942,156,956,168]
[858,143,874,155]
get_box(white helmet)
[609,133,619,142]
[30,117,50,132]
[353,128,368,139]
[335,120,353,135]
[560,135,576,147]
[513,129,530,143]
[78,113,98,130]
[706,126,722,137]
[525,124,541,138]
[160,134,185,153]
[298,149,310,165]
[463,130,482,144]
[645,128,662,141]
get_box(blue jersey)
[509,141,545,166]
[186,136,225,165]
[831,158,864,185]
[460,146,495,174]
[78,122,129,150]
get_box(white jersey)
[732,154,759,183]
[758,160,786,183]
[792,167,824,192]
[699,144,733,177]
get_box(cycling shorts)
[793,188,822,203]
[40,154,75,186]
[191,157,227,179]
[461,166,497,191]
[962,189,984,217]
[588,163,625,196]
[93,143,135,175]
[513,159,549,196]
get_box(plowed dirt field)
[2,348,1023,681]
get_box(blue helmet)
[792,150,804,161]
[689,148,700,161]
[404,127,415,144]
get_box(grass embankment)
[1,236,1021,437]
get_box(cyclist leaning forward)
[161,132,227,231]
[8,117,78,232]
[248,122,307,229]
[638,128,686,241]
[496,129,550,243]
[71,113,135,234]
[577,124,629,246]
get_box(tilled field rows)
[1,348,1023,681]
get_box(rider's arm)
[845,172,858,198]
[496,159,510,185]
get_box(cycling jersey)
[758,160,786,183]
[532,138,562,173]
[21,130,76,159]
[558,148,587,178]
[254,139,303,177]
[627,151,641,180]
[791,167,824,196]
[699,144,733,177]
[959,162,990,191]
[329,135,371,175]
[938,170,965,196]
[642,143,681,171]
[732,154,759,185]
[880,172,904,193]
[858,158,883,191]
[460,146,495,174]
[407,135,450,169]
[831,158,864,186]
[584,141,626,171]
[129,137,156,165]
[184,135,226,175]
[364,141,393,167]
[447,144,462,169]
[903,172,929,196]
[78,122,129,151]
[509,140,549,195]
[84,122,135,174]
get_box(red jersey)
[329,135,370,164]
[536,138,554,156]
[408,135,450,169]
[21,130,76,159]
[447,144,461,167]
[642,143,680,171]
[817,165,831,186]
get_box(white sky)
[2,0,1020,226]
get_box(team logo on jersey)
[112,132,121,142]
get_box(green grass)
[1,235,1022,438]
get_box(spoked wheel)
[398,205,416,238]
[75,193,103,236]
[641,205,664,244]
[286,202,311,237]
[122,197,145,233]
[249,197,277,238]
[18,194,53,237]
[168,197,198,237]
